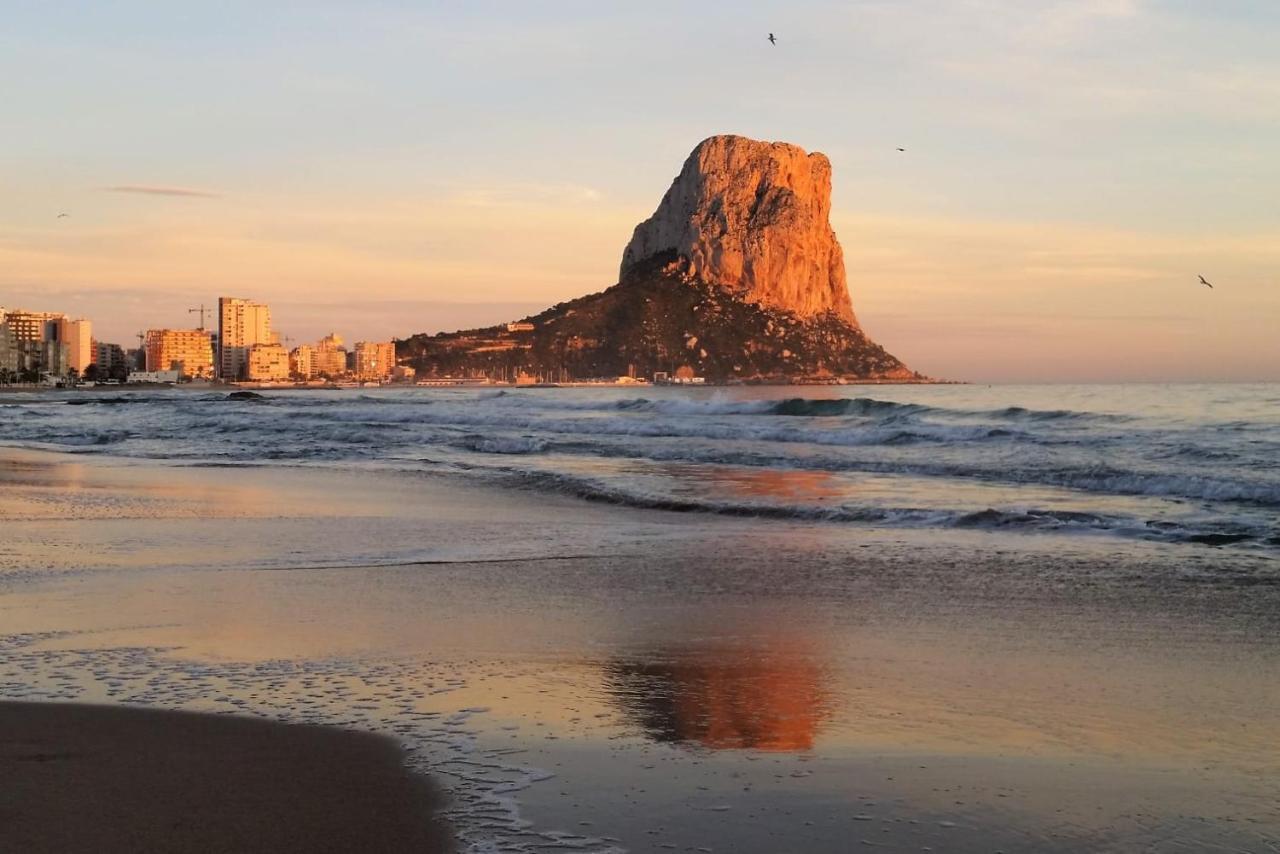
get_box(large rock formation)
[621,135,856,324]
[399,135,918,383]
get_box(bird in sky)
[767,33,777,45]
[897,147,906,152]
[57,212,69,218]
[1199,275,1213,289]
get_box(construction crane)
[188,304,212,330]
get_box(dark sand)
[0,702,452,854]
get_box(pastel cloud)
[102,185,221,199]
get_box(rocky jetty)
[399,135,917,383]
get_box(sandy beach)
[2,440,1278,852]
[0,701,452,853]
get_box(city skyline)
[1,296,398,384]
[3,2,1279,382]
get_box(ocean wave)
[451,434,548,455]
[484,394,928,419]
[474,392,1127,424]
[985,405,1129,423]
[346,406,1034,449]
[770,397,928,417]
[521,437,1280,507]
[483,468,1267,549]
[64,396,154,406]
[17,430,135,446]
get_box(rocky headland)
[399,135,919,383]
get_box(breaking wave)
[1,384,1276,551]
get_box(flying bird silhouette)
[767,33,777,45]
[896,147,905,152]
[57,212,69,218]
[1199,275,1213,289]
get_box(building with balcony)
[354,341,396,381]
[144,329,215,379]
[246,342,290,382]
[218,297,273,380]
[312,333,348,377]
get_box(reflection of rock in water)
[605,645,828,751]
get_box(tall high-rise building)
[58,318,93,374]
[144,329,214,378]
[0,320,17,376]
[2,310,70,376]
[354,341,396,381]
[217,297,272,380]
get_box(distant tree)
[83,364,100,382]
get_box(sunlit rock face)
[620,134,857,325]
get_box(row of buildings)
[0,309,94,382]
[1,298,402,385]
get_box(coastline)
[1,701,452,854]
[0,375,957,394]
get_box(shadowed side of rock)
[399,254,916,383]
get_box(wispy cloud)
[101,185,221,198]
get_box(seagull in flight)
[1199,275,1213,289]
[896,147,906,152]
[767,33,777,45]
[57,212,69,218]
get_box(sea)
[3,382,1277,554]
[3,382,1280,853]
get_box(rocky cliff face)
[620,135,857,325]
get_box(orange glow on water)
[607,640,829,752]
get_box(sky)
[2,0,1277,382]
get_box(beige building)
[3,310,64,342]
[58,318,93,374]
[246,343,290,381]
[2,310,72,377]
[312,332,347,377]
[289,344,316,379]
[144,329,214,378]
[354,341,396,381]
[218,297,273,380]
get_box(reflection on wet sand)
[605,635,830,751]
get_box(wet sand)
[0,701,452,854]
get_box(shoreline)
[0,701,453,854]
[0,375,960,393]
